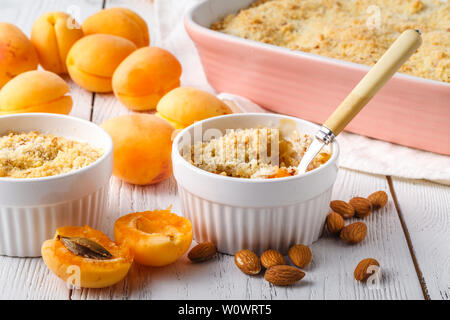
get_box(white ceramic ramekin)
[172,113,339,255]
[0,113,113,257]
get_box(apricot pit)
[41,225,133,288]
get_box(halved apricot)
[41,225,133,288]
[114,208,193,267]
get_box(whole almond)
[264,265,305,286]
[368,191,388,209]
[349,197,372,218]
[234,249,261,275]
[326,212,345,234]
[288,244,312,268]
[260,249,286,269]
[354,258,380,282]
[330,200,355,219]
[340,222,367,244]
[188,241,217,262]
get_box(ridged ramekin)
[172,113,339,255]
[185,0,450,155]
[0,113,113,257]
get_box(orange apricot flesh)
[114,208,193,267]
[41,225,133,288]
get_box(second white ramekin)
[172,113,339,255]
[0,113,113,257]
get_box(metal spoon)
[297,29,422,173]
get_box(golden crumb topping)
[212,0,449,82]
[184,128,330,179]
[0,131,103,178]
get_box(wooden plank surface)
[391,178,450,300]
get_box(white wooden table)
[0,0,449,300]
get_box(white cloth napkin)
[151,0,450,185]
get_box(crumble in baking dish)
[212,0,449,83]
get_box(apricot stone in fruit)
[0,23,38,88]
[31,11,83,74]
[156,87,233,129]
[112,47,182,111]
[114,209,193,267]
[82,7,149,48]
[0,70,72,115]
[42,225,133,288]
[101,114,174,185]
[66,34,136,92]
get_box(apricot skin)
[82,7,149,48]
[114,209,193,267]
[42,226,133,289]
[156,87,233,129]
[66,34,136,92]
[101,114,174,185]
[112,47,182,111]
[0,23,39,88]
[31,11,83,74]
[0,70,72,115]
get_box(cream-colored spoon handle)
[323,29,422,136]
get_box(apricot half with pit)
[101,114,174,185]
[114,208,193,267]
[31,11,83,74]
[0,70,72,115]
[156,87,233,129]
[0,22,38,88]
[82,7,149,48]
[66,34,136,92]
[112,47,182,111]
[41,225,133,288]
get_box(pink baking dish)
[185,0,450,155]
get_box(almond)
[264,265,305,286]
[349,197,372,218]
[354,258,380,282]
[234,249,261,275]
[330,200,355,219]
[326,212,345,234]
[368,191,388,209]
[340,222,367,244]
[260,249,286,269]
[188,241,217,262]
[288,244,312,268]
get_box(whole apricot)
[66,34,136,92]
[0,23,38,88]
[82,7,149,48]
[112,47,182,111]
[42,225,133,288]
[101,114,174,185]
[31,11,83,74]
[156,87,233,129]
[114,208,193,267]
[0,70,72,115]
